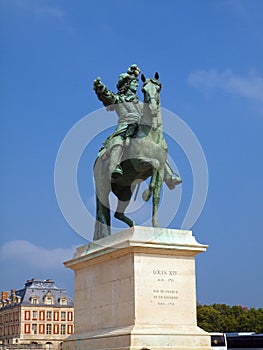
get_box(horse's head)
[141,72,162,117]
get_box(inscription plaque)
[152,269,179,306]
[135,254,197,325]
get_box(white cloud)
[188,69,263,103]
[0,240,75,270]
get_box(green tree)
[197,304,263,333]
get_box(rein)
[145,96,159,103]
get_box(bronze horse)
[93,73,179,240]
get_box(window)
[43,292,54,305]
[53,311,59,321]
[32,311,37,320]
[53,324,59,334]
[67,311,73,321]
[46,324,52,335]
[45,297,53,305]
[39,324,45,334]
[61,312,66,321]
[24,324,30,334]
[67,325,73,334]
[46,342,53,350]
[24,311,31,320]
[59,298,67,306]
[32,324,37,335]
[47,311,52,320]
[211,334,227,348]
[30,296,39,305]
[60,325,66,335]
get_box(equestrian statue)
[93,64,182,240]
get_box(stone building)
[0,279,74,350]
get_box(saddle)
[97,123,139,160]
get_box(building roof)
[0,278,74,308]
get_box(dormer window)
[45,297,53,305]
[30,297,39,305]
[43,290,54,305]
[59,298,67,306]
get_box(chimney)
[11,289,16,301]
[1,291,10,300]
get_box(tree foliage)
[197,304,263,333]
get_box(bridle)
[142,79,161,104]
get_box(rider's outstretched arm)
[93,77,118,108]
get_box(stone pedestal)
[63,227,212,350]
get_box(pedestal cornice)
[64,226,207,271]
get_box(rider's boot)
[163,162,182,190]
[109,145,124,179]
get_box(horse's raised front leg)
[114,188,135,227]
[152,170,163,227]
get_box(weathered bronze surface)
[93,65,181,240]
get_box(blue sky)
[1,0,263,308]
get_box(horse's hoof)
[142,189,152,202]
[165,175,182,190]
[114,212,135,228]
[128,220,135,227]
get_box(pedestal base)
[63,227,212,350]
